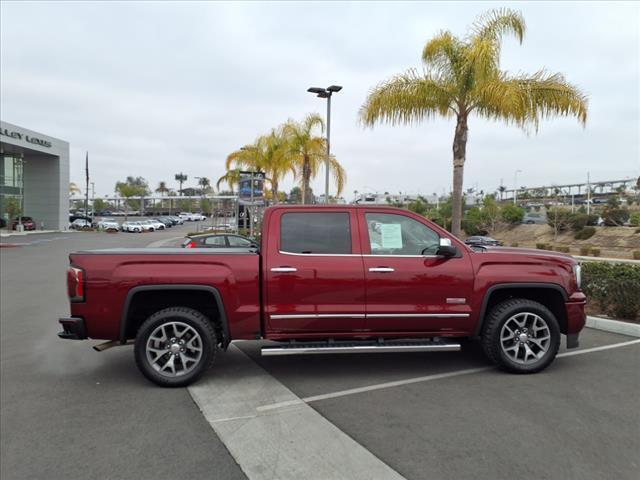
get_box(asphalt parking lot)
[1,228,639,480]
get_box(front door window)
[365,213,440,256]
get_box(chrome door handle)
[369,267,395,273]
[271,267,297,273]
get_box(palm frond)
[473,70,588,130]
[359,69,455,126]
[470,8,525,45]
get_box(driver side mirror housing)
[436,237,458,257]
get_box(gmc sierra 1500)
[59,205,586,387]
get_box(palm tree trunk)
[451,113,468,236]
[272,180,279,205]
[301,156,311,205]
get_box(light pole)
[307,85,342,204]
[513,170,522,206]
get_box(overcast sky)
[1,1,638,199]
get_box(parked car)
[122,221,143,233]
[97,219,120,232]
[167,215,184,225]
[0,218,6,229]
[182,233,258,249]
[58,205,586,387]
[464,236,503,247]
[70,219,93,230]
[142,219,166,231]
[153,217,173,228]
[179,212,206,221]
[12,216,37,231]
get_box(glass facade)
[1,154,24,223]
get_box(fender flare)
[474,282,568,336]
[120,284,230,346]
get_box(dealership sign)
[238,171,265,203]
[0,128,52,148]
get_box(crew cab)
[59,206,586,387]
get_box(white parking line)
[258,338,640,412]
[189,344,406,480]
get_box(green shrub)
[630,212,640,227]
[569,213,599,232]
[591,248,601,257]
[574,226,596,240]
[582,262,640,319]
[579,246,591,256]
[602,206,630,226]
[633,251,640,260]
[536,243,546,250]
[501,204,525,224]
[511,242,519,247]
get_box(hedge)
[582,262,640,320]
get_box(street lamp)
[514,170,523,206]
[307,84,342,204]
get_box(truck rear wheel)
[134,307,218,387]
[481,298,560,374]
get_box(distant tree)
[5,196,21,221]
[175,173,188,196]
[197,177,212,194]
[69,182,81,196]
[155,181,170,196]
[115,177,149,219]
[92,198,107,213]
[501,204,525,224]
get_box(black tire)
[134,307,218,387]
[481,298,560,374]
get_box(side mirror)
[436,237,457,257]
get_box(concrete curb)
[0,229,72,238]
[586,316,640,337]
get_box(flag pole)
[85,152,89,220]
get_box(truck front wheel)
[134,307,218,387]
[481,298,560,374]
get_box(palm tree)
[216,169,241,194]
[226,129,296,204]
[174,173,188,196]
[69,182,81,196]
[360,8,587,236]
[197,177,212,194]
[284,114,346,204]
[155,181,170,196]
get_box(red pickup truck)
[59,205,586,387]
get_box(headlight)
[573,264,582,289]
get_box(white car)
[122,221,143,233]
[141,219,165,231]
[70,219,92,230]
[179,212,206,221]
[97,220,120,231]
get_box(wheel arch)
[120,285,230,348]
[475,283,568,337]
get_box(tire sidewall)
[490,300,561,373]
[134,308,217,387]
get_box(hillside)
[490,225,640,259]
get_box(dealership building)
[1,121,69,230]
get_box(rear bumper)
[58,317,88,340]
[565,292,587,349]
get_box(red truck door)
[264,209,366,333]
[358,210,475,334]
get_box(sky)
[1,0,639,200]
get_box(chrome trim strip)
[369,267,395,272]
[270,267,298,273]
[270,313,469,320]
[270,314,367,320]
[367,313,469,318]
[278,250,441,258]
[262,343,461,356]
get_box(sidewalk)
[574,255,640,265]
[0,229,72,238]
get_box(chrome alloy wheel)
[500,312,551,365]
[145,321,203,377]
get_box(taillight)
[67,266,85,302]
[186,241,196,248]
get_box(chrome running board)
[261,339,461,356]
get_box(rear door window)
[280,212,351,254]
[204,236,227,247]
